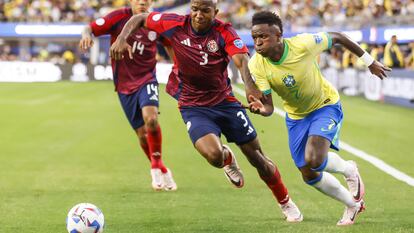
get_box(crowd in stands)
[0,0,186,23]
[1,0,413,29]
[0,0,414,69]
[217,0,414,30]
[319,37,414,70]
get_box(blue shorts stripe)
[306,172,323,185]
[311,156,328,172]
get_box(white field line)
[233,86,414,187]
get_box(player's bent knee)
[144,115,158,129]
[305,151,325,169]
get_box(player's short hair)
[252,11,283,35]
[191,0,218,6]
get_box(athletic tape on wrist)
[360,52,374,66]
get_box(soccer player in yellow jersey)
[247,11,391,226]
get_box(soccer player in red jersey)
[110,0,302,221]
[79,0,177,191]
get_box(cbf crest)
[207,40,218,52]
[282,74,296,88]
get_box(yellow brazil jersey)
[248,32,340,120]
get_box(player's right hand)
[79,36,94,53]
[248,95,265,115]
[368,60,392,80]
[110,38,133,60]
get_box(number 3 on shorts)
[237,111,248,127]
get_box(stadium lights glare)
[342,30,363,42]
[15,25,84,35]
[384,28,414,41]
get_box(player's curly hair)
[252,11,283,35]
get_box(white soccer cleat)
[222,145,244,188]
[163,168,177,191]
[346,161,365,202]
[337,200,365,226]
[150,168,164,191]
[280,199,303,223]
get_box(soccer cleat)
[150,168,164,191]
[279,199,303,223]
[163,168,177,191]
[222,145,244,188]
[345,161,365,202]
[337,200,365,226]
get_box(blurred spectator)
[370,44,385,64]
[406,42,414,69]
[342,49,358,69]
[1,0,188,23]
[319,46,342,70]
[384,35,404,68]
[62,49,75,64]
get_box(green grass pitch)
[0,82,413,232]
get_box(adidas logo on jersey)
[150,94,158,101]
[180,38,191,46]
[246,126,254,136]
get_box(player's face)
[130,0,152,14]
[190,0,218,32]
[251,24,283,58]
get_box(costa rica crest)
[148,31,157,41]
[207,40,219,52]
[282,74,296,88]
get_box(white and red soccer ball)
[66,203,104,233]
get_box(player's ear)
[214,8,219,16]
[273,26,283,42]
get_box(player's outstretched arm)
[110,13,149,60]
[79,25,94,53]
[232,53,262,101]
[329,32,392,80]
[248,94,274,116]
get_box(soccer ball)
[66,203,105,233]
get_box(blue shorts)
[180,101,257,145]
[286,102,343,168]
[118,82,159,129]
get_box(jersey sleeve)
[90,9,126,36]
[221,24,249,56]
[146,12,185,36]
[248,55,271,95]
[298,32,332,56]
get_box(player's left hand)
[110,38,133,60]
[368,60,392,80]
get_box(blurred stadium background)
[0,0,413,232]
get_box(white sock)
[313,172,356,207]
[324,152,354,178]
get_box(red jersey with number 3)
[90,8,165,94]
[146,12,249,107]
